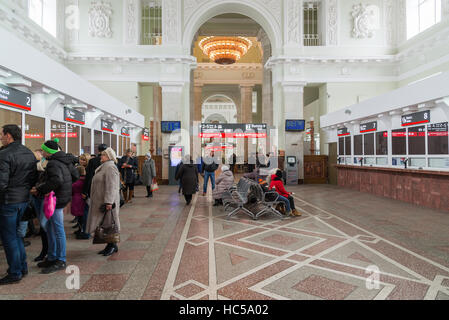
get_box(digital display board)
[170,147,183,167]
[287,156,296,164]
[199,123,267,138]
[360,121,377,133]
[161,121,181,133]
[285,120,305,132]
[0,83,31,111]
[64,107,85,125]
[401,110,430,127]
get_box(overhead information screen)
[285,120,305,132]
[337,127,350,137]
[0,83,31,111]
[101,120,114,132]
[161,121,181,133]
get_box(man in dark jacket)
[31,139,80,274]
[201,151,219,196]
[0,125,38,285]
[79,144,107,239]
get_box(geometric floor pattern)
[1,183,448,300]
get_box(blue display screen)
[161,121,181,133]
[285,120,305,132]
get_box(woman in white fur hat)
[212,165,235,206]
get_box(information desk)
[335,165,449,212]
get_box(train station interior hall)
[0,0,449,300]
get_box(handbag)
[21,202,37,221]
[43,191,57,220]
[93,209,120,244]
[150,181,159,192]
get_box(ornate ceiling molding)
[88,1,113,38]
[351,3,380,39]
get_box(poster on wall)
[101,120,114,132]
[64,107,85,125]
[0,83,31,111]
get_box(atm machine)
[285,156,299,185]
[168,146,183,185]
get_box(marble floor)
[0,183,448,300]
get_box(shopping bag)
[151,182,159,192]
[43,191,57,220]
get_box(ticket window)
[67,124,80,156]
[0,108,22,136]
[82,127,91,155]
[51,120,66,152]
[94,130,102,154]
[103,132,111,148]
[119,136,123,156]
[111,134,117,154]
[25,114,45,152]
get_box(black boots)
[99,243,118,256]
[213,199,223,206]
[103,243,118,256]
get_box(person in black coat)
[175,156,199,205]
[31,139,80,274]
[0,124,37,285]
[118,149,138,203]
[175,160,183,194]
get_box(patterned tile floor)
[0,183,448,300]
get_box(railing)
[303,1,321,46]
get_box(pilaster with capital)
[123,0,141,45]
[283,82,306,181]
[162,0,181,45]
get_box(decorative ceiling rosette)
[89,1,113,38]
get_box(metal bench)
[225,178,257,220]
[224,178,285,221]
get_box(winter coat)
[269,174,289,198]
[141,158,156,186]
[202,156,218,173]
[212,170,234,200]
[37,151,80,209]
[71,176,85,217]
[0,141,38,204]
[86,160,121,234]
[83,154,101,197]
[118,156,138,184]
[175,163,198,195]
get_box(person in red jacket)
[269,170,302,216]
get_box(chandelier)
[199,36,252,65]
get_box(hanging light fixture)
[199,36,252,65]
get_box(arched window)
[407,0,442,39]
[28,0,57,37]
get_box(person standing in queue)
[32,138,80,274]
[176,155,199,205]
[87,147,121,256]
[0,125,37,285]
[118,149,138,203]
[80,145,107,239]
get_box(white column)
[283,82,306,181]
[160,82,190,180]
[324,0,339,46]
[443,0,449,19]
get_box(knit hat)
[146,153,152,159]
[41,138,60,154]
[275,169,283,178]
[104,147,117,164]
[221,165,229,172]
